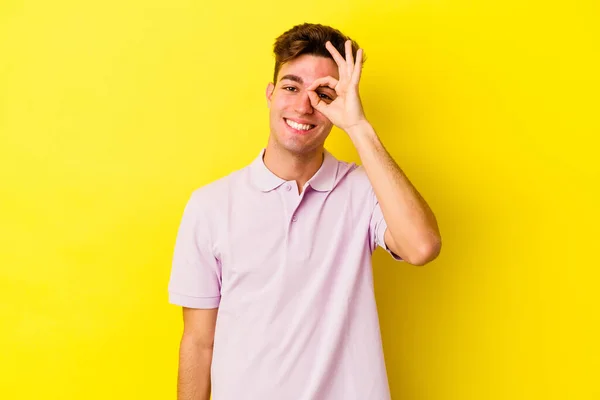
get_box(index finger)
[307,76,339,92]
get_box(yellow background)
[1,0,598,399]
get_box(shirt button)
[285,184,291,191]
[292,215,298,222]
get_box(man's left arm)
[347,121,441,266]
[306,40,441,265]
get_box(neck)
[262,143,325,194]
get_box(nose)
[293,92,314,115]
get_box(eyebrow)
[279,74,303,84]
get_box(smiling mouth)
[284,118,316,132]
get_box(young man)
[168,23,441,400]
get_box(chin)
[282,136,326,156]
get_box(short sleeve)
[168,192,222,308]
[369,187,404,262]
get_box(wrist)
[345,120,376,143]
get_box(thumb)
[307,91,327,114]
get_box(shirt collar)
[249,148,339,192]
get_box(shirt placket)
[280,181,309,263]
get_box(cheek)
[315,112,332,126]
[271,97,290,114]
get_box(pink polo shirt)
[168,147,403,400]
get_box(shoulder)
[346,163,369,183]
[329,160,378,212]
[334,159,372,190]
[187,166,248,211]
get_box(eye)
[318,93,332,100]
[283,86,297,92]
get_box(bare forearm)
[348,121,441,263]
[178,335,213,400]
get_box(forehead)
[277,54,339,84]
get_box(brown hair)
[272,23,366,84]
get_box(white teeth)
[285,118,314,131]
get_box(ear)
[266,82,275,108]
